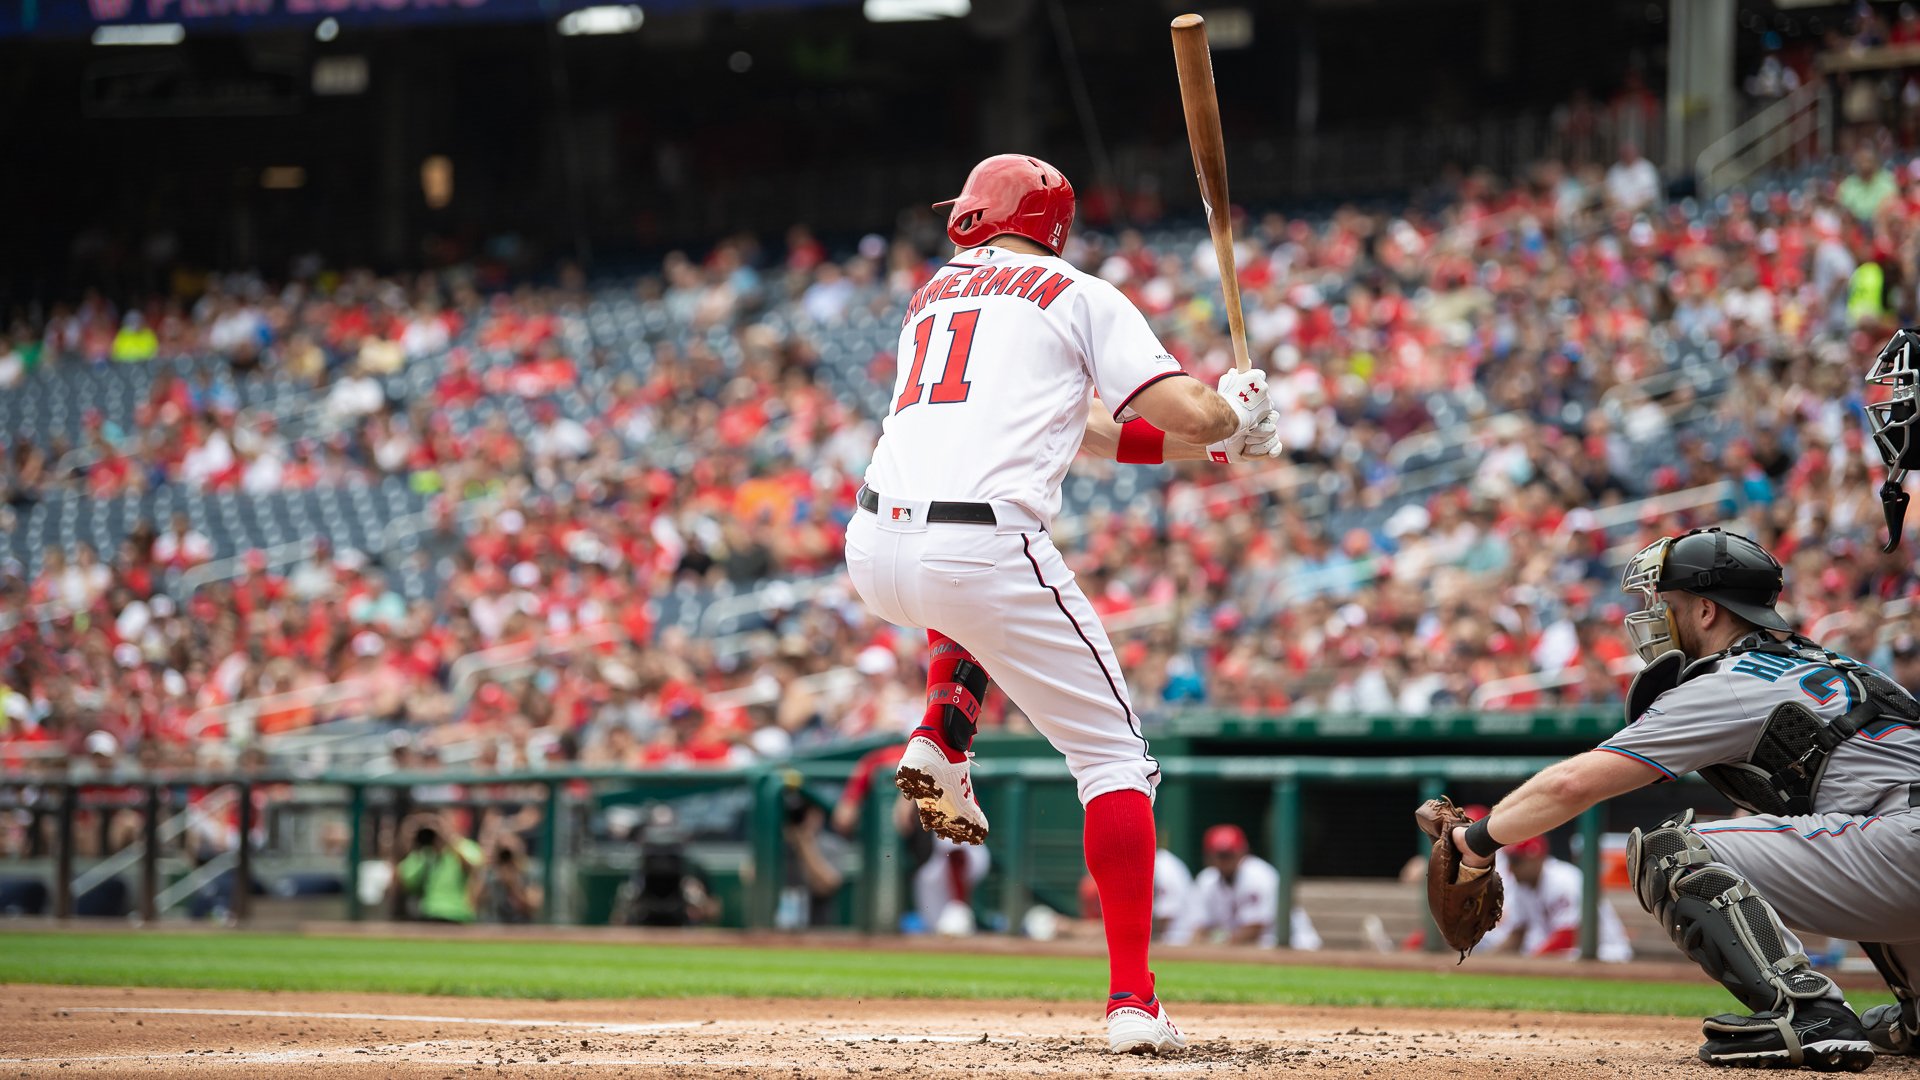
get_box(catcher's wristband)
[1463,818,1504,859]
[1117,418,1167,464]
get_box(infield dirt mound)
[6,985,1919,1078]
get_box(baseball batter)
[844,153,1281,1055]
[1433,527,1920,1072]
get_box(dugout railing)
[6,752,1688,961]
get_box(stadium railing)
[1696,80,1830,196]
[1467,656,1643,709]
[444,623,629,707]
[185,677,381,740]
[12,749,1683,961]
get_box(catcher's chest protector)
[1695,639,1920,815]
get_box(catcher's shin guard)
[1628,812,1842,1015]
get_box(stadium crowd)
[7,135,1920,775]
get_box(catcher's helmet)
[935,154,1075,255]
[1621,527,1790,660]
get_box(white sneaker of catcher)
[893,735,988,845]
[1106,993,1187,1055]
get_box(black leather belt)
[857,485,997,525]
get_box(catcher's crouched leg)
[1860,943,1920,1056]
[1627,812,1873,1072]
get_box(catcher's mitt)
[1414,796,1504,962]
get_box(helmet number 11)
[894,309,980,414]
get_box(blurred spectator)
[110,313,158,363]
[1839,147,1899,223]
[1603,143,1661,213]
[1162,824,1321,949]
[150,513,211,569]
[0,338,28,390]
[1892,635,1920,696]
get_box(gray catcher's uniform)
[1604,634,1920,1026]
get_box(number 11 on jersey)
[894,309,981,414]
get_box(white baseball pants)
[845,492,1161,806]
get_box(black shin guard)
[1628,813,1840,1015]
[928,659,989,754]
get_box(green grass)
[0,932,1894,1017]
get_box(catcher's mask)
[1621,538,1682,663]
[1620,527,1789,662]
[1865,328,1920,550]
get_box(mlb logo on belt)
[891,507,913,521]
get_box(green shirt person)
[396,818,483,923]
[1838,150,1899,223]
[110,316,158,363]
[1849,260,1887,325]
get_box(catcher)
[1418,527,1920,1072]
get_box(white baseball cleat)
[893,735,988,845]
[1106,993,1187,1055]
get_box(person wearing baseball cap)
[1476,836,1633,963]
[1161,824,1320,951]
[1420,526,1920,1070]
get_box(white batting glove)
[1208,412,1282,463]
[1216,367,1271,438]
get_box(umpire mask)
[1621,537,1679,663]
[1865,328,1920,550]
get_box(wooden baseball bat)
[1170,13,1250,373]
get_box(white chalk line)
[823,1032,1048,1043]
[55,1005,702,1033]
[11,1008,1220,1069]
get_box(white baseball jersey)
[848,241,1181,809]
[1161,854,1322,949]
[1153,848,1194,921]
[1480,855,1634,963]
[863,245,1185,524]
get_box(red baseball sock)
[1084,789,1156,1007]
[914,630,987,765]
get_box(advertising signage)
[0,0,846,37]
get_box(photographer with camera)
[391,811,483,924]
[611,804,720,927]
[470,817,541,924]
[778,774,848,929]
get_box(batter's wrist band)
[1463,818,1504,859]
[1116,418,1166,464]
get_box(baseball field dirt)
[8,984,1918,1079]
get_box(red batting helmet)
[935,154,1076,255]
